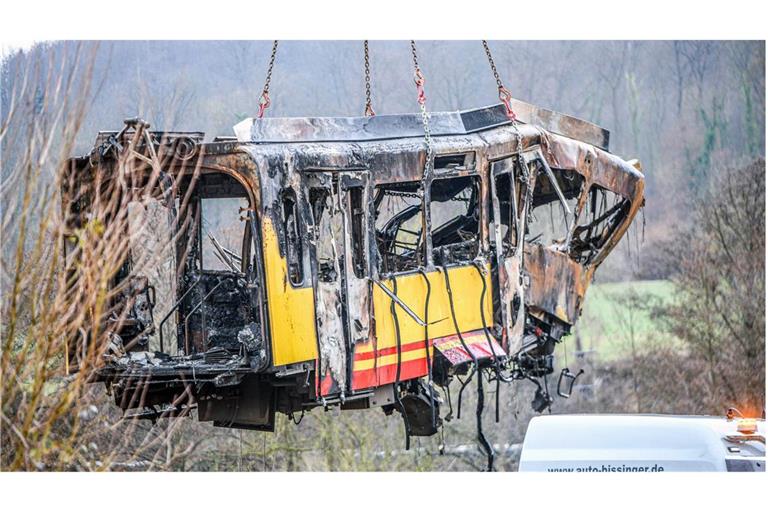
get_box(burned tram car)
[62,101,644,437]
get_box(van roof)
[519,414,765,472]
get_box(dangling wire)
[417,268,436,431]
[390,275,411,450]
[258,41,279,119]
[409,40,434,179]
[471,260,513,427]
[289,409,305,425]
[363,40,375,116]
[482,40,517,121]
[441,265,495,471]
[443,382,454,421]
[543,373,552,414]
[456,368,476,420]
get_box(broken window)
[490,165,520,258]
[281,189,304,286]
[310,186,344,283]
[570,184,631,264]
[182,175,259,357]
[434,152,475,171]
[200,197,248,272]
[526,165,584,248]
[374,181,424,274]
[348,186,366,278]
[429,175,480,266]
[126,193,177,354]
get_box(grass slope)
[573,280,678,361]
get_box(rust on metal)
[60,100,645,452]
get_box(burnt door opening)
[305,171,370,398]
[63,160,181,362]
[521,149,587,329]
[489,156,531,354]
[125,187,178,355]
[177,173,264,366]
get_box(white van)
[519,414,765,472]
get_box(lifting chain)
[482,40,517,121]
[384,189,421,199]
[258,40,279,119]
[363,40,375,116]
[410,40,434,178]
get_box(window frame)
[198,195,250,274]
[346,184,367,279]
[373,180,426,276]
[490,157,523,259]
[570,182,632,265]
[281,188,305,287]
[427,174,482,267]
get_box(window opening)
[429,175,480,266]
[374,181,424,274]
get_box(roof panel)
[234,100,610,151]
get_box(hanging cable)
[363,40,375,116]
[493,368,502,424]
[440,265,480,385]
[456,367,476,420]
[289,409,305,425]
[475,368,493,470]
[441,265,495,471]
[409,40,434,179]
[482,40,517,121]
[471,261,513,427]
[561,330,569,370]
[443,382,454,421]
[390,275,411,450]
[257,41,279,119]
[417,268,436,431]
[471,260,513,385]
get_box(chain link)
[482,40,504,89]
[410,40,433,178]
[481,40,517,121]
[364,40,375,116]
[258,41,279,118]
[383,189,421,199]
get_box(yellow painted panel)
[370,264,493,353]
[262,217,318,366]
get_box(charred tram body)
[62,101,644,439]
